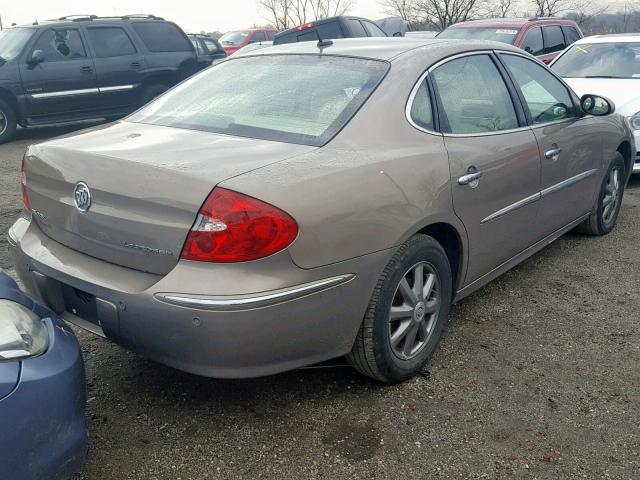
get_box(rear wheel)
[346,234,452,383]
[576,153,626,235]
[0,99,17,144]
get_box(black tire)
[0,98,18,144]
[575,153,626,236]
[139,83,169,107]
[346,234,452,383]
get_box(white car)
[551,34,640,173]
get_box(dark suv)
[273,16,387,45]
[0,14,199,143]
[438,18,583,65]
[188,34,227,69]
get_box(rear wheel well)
[617,141,633,177]
[141,73,177,90]
[0,88,20,122]
[417,223,463,297]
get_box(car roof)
[15,15,172,29]
[449,17,575,28]
[240,37,523,61]
[573,34,640,44]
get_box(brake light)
[296,22,315,31]
[181,188,298,262]
[20,152,30,211]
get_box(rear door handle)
[130,62,141,70]
[80,65,93,74]
[458,171,483,187]
[545,146,562,162]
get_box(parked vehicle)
[11,38,634,383]
[405,31,438,38]
[0,14,199,144]
[273,16,387,45]
[438,17,582,64]
[218,29,277,55]
[233,40,273,56]
[0,270,87,480]
[188,33,227,69]
[551,34,640,174]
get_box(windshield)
[128,54,389,146]
[0,28,35,61]
[552,42,640,79]
[438,27,519,45]
[219,31,250,46]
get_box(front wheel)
[346,234,452,383]
[0,99,17,144]
[576,153,626,236]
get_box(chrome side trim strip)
[155,274,355,311]
[99,84,135,93]
[30,85,135,98]
[481,192,540,224]
[541,169,598,198]
[31,88,100,99]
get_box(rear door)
[84,25,144,109]
[498,52,602,235]
[21,27,99,118]
[539,25,566,64]
[430,52,542,284]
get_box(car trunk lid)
[25,122,314,275]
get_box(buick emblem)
[73,182,92,213]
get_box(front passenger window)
[32,29,87,62]
[432,54,519,134]
[500,54,575,124]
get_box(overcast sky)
[0,1,387,33]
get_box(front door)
[20,27,98,119]
[430,53,542,284]
[498,53,601,235]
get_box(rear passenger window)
[203,39,221,54]
[347,19,367,37]
[562,26,581,46]
[543,26,565,54]
[265,31,275,40]
[32,28,87,61]
[409,81,434,131]
[361,21,387,37]
[132,22,191,52]
[87,27,136,57]
[521,27,543,56]
[432,55,518,134]
[297,23,344,42]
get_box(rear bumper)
[9,216,387,378]
[0,284,87,480]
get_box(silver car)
[10,38,634,383]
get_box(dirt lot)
[1,124,639,480]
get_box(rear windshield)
[219,31,250,46]
[438,27,519,45]
[128,55,388,146]
[552,42,640,79]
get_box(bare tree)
[258,0,292,29]
[309,0,355,19]
[416,0,482,29]
[257,0,354,29]
[482,0,515,17]
[379,0,421,22]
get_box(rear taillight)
[296,22,315,31]
[181,188,298,263]
[20,152,30,211]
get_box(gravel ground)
[1,124,639,480]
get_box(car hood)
[563,78,640,117]
[26,121,316,275]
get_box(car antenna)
[315,29,333,50]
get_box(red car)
[438,18,583,64]
[218,28,278,55]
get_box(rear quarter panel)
[221,49,467,270]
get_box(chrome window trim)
[155,274,355,311]
[405,70,441,136]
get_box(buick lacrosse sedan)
[10,38,634,383]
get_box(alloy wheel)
[0,110,7,137]
[388,261,441,360]
[602,166,622,225]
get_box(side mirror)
[580,94,615,116]
[28,50,44,67]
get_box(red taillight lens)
[296,22,315,31]
[20,152,30,211]
[181,188,298,263]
